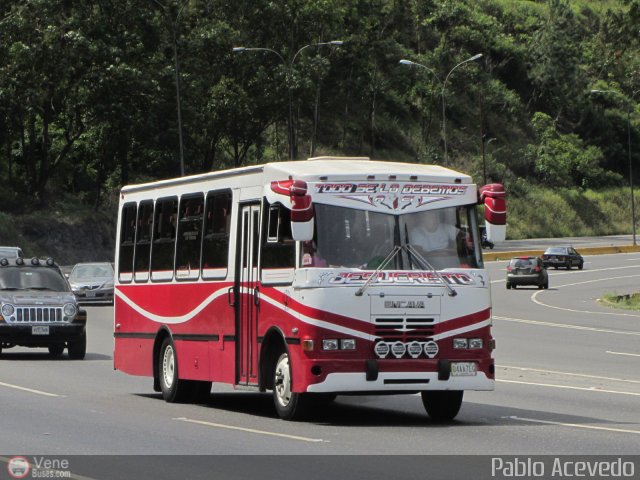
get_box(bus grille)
[15,307,64,323]
[374,317,435,342]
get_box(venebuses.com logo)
[6,456,72,478]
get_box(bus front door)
[237,204,260,385]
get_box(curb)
[483,245,640,262]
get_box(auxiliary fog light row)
[374,340,439,359]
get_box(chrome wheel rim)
[162,345,175,388]
[274,354,292,407]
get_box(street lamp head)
[469,53,483,61]
[399,59,415,66]
[328,40,344,46]
[232,47,246,53]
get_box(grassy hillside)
[506,187,636,239]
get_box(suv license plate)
[86,291,96,297]
[451,362,477,376]
[32,326,50,335]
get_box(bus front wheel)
[272,352,311,421]
[421,390,463,421]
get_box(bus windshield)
[301,204,483,270]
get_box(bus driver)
[408,210,456,253]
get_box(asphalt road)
[1,248,639,477]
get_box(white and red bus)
[114,157,506,420]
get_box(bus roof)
[121,157,472,194]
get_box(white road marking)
[505,416,640,436]
[531,274,640,317]
[174,417,326,443]
[497,379,640,396]
[499,365,640,384]
[607,351,640,358]
[0,381,62,397]
[493,316,640,336]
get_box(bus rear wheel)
[272,352,311,421]
[159,337,193,403]
[421,391,463,421]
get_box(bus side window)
[202,190,232,278]
[175,194,204,280]
[151,196,178,281]
[134,200,153,281]
[261,202,295,269]
[118,202,137,281]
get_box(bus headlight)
[469,338,483,349]
[453,338,468,349]
[340,339,356,350]
[322,339,339,351]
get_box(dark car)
[541,246,584,270]
[0,257,87,359]
[67,262,114,305]
[506,256,549,290]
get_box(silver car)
[0,246,24,259]
[68,262,115,305]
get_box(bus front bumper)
[306,371,493,393]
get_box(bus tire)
[68,331,87,360]
[272,352,311,421]
[159,337,192,403]
[421,390,463,421]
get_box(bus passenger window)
[176,194,204,280]
[118,203,137,280]
[134,201,153,281]
[202,191,232,278]
[151,197,178,281]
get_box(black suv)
[506,256,549,290]
[0,257,87,359]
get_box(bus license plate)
[451,362,477,376]
[32,326,50,335]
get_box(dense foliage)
[0,0,638,210]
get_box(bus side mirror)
[270,179,315,242]
[479,183,506,243]
[289,180,314,242]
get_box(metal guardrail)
[483,244,640,262]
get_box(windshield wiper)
[355,245,402,297]
[405,244,457,297]
[0,287,25,291]
[28,287,57,291]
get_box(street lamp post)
[442,54,483,165]
[400,53,483,165]
[591,89,637,246]
[233,41,344,160]
[153,0,189,177]
[481,136,496,185]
